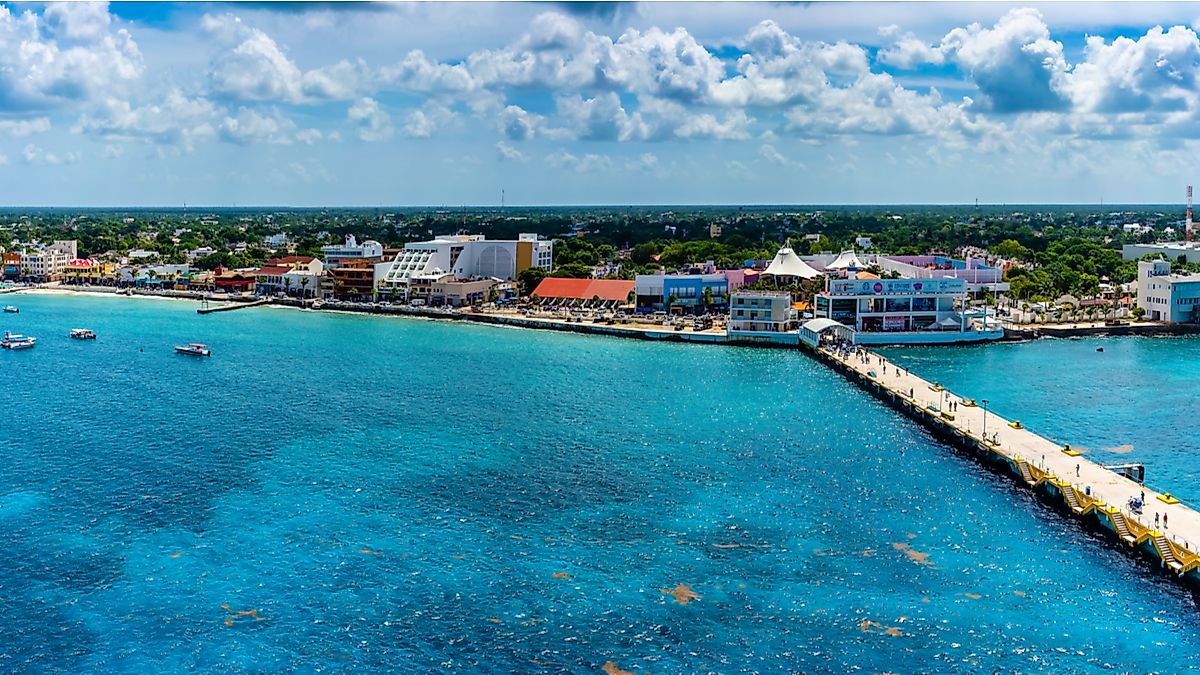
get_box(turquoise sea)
[2,293,1199,672]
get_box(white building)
[1137,258,1200,322]
[727,291,799,344]
[1123,241,1200,265]
[816,277,1003,344]
[18,240,77,280]
[188,247,216,261]
[379,233,552,297]
[322,234,384,262]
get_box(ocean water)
[2,293,1199,673]
[880,336,1200,503]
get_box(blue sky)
[4,1,1200,206]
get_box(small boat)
[1,331,36,349]
[175,343,211,357]
[70,328,97,340]
[2,306,17,313]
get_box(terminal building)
[727,291,799,344]
[815,277,1003,344]
[378,234,552,300]
[1137,258,1200,322]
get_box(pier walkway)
[812,341,1200,578]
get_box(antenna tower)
[1187,185,1193,243]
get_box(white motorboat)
[70,328,97,340]
[2,306,17,313]
[1,331,36,349]
[174,343,211,357]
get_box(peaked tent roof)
[763,246,820,279]
[826,250,866,270]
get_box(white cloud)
[1067,25,1200,116]
[555,92,648,141]
[545,148,612,172]
[22,143,79,166]
[347,96,393,141]
[401,104,454,138]
[0,3,144,110]
[496,141,527,162]
[0,117,51,137]
[219,106,297,145]
[74,90,220,151]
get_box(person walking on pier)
[1156,512,1160,528]
[1165,513,1169,529]
[1076,464,1080,478]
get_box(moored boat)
[70,328,97,340]
[1,331,36,349]
[174,343,211,357]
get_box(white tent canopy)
[826,249,865,270]
[763,246,821,279]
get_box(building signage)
[827,277,966,296]
[883,315,907,331]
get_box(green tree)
[991,239,1033,260]
[518,266,548,295]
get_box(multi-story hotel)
[379,234,552,299]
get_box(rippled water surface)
[2,294,1199,672]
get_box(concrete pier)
[806,340,1200,582]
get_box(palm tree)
[283,276,293,297]
[300,276,310,299]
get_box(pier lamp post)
[982,399,989,438]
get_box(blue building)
[635,273,730,312]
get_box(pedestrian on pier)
[1076,464,1080,477]
[1165,513,1169,529]
[1141,490,1145,505]
[1156,512,1160,528]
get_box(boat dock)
[197,298,269,314]
[806,340,1200,582]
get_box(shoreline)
[16,285,1200,346]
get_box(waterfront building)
[379,234,552,299]
[2,252,21,279]
[321,234,384,264]
[532,278,635,306]
[1123,241,1200,265]
[62,259,115,284]
[327,259,377,300]
[255,256,324,297]
[727,291,799,343]
[18,241,77,281]
[875,254,1009,294]
[815,276,1003,344]
[1137,258,1200,322]
[634,272,731,312]
[212,267,257,294]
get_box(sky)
[4,1,1200,206]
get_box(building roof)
[269,256,316,265]
[827,250,866,270]
[802,318,853,333]
[532,277,635,302]
[763,246,820,279]
[256,265,291,275]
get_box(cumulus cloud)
[400,103,455,138]
[74,90,220,151]
[0,117,51,137]
[347,97,393,141]
[1068,25,1200,115]
[0,3,143,110]
[219,107,298,145]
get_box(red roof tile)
[532,277,635,302]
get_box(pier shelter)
[800,317,855,347]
